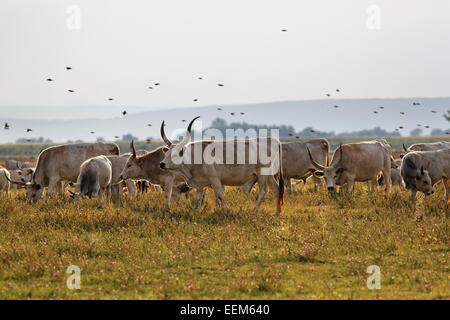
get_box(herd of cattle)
[1,117,449,213]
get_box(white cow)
[71,156,112,199]
[0,168,10,195]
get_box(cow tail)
[278,142,285,213]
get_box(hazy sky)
[1,0,450,117]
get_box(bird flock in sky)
[2,27,449,140]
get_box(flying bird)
[46,78,53,82]
[182,120,186,122]
[90,131,95,134]
[217,84,224,87]
[26,128,32,132]
[333,105,339,108]
[425,125,430,128]
[122,110,127,116]
[310,129,315,133]
[400,112,405,115]
[108,98,114,101]
[399,126,404,129]
[198,77,203,80]
[431,110,437,113]
[68,89,75,93]
[373,111,379,114]
[281,29,287,32]
[154,83,160,86]
[230,112,235,115]
[240,112,245,115]
[146,139,152,144]
[147,123,152,127]
[379,106,384,109]
[193,99,198,102]
[336,89,340,92]
[217,107,222,111]
[326,93,331,97]
[4,123,10,130]
[148,86,153,89]
[114,136,120,139]
[66,67,72,70]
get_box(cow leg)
[267,175,282,214]
[410,189,417,202]
[209,178,228,212]
[253,176,268,213]
[162,177,174,211]
[46,178,60,199]
[285,179,292,194]
[382,163,391,193]
[12,184,17,195]
[312,175,322,192]
[345,178,355,193]
[127,180,137,198]
[195,188,206,208]
[443,178,450,204]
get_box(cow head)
[119,141,146,180]
[401,156,433,195]
[11,168,34,183]
[5,172,43,201]
[159,116,199,171]
[307,144,346,191]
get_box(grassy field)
[0,182,448,300]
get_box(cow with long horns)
[402,141,450,154]
[400,149,450,203]
[119,141,186,210]
[308,140,392,193]
[159,117,285,213]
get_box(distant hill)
[0,97,449,143]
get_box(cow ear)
[337,167,345,174]
[314,171,324,177]
[162,146,169,152]
[400,153,405,159]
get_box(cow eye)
[423,181,428,185]
[127,164,132,168]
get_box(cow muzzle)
[327,186,335,192]
[159,162,166,169]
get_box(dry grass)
[0,183,448,300]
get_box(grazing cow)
[159,117,284,213]
[0,168,10,194]
[401,149,450,203]
[71,155,112,199]
[6,142,119,202]
[403,141,450,153]
[120,142,184,210]
[308,140,392,193]
[9,168,35,194]
[239,139,329,193]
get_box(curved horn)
[307,147,325,170]
[16,161,23,170]
[179,116,200,146]
[403,144,408,152]
[187,116,200,134]
[4,172,27,186]
[131,140,136,158]
[160,121,172,147]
